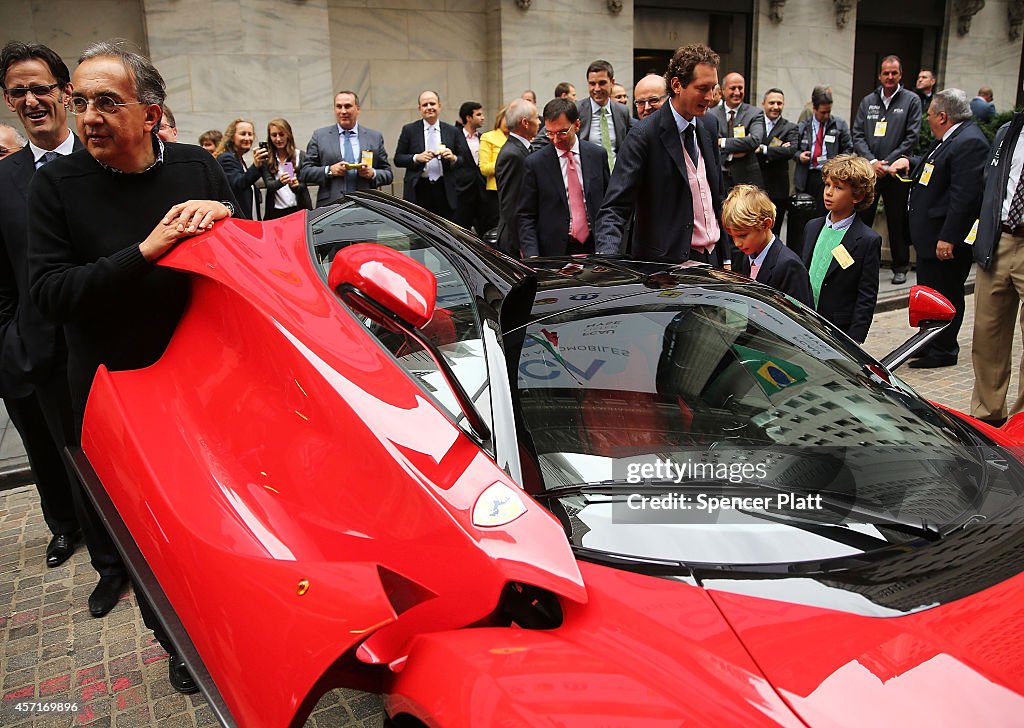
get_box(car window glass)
[310,203,489,429]
[516,286,992,564]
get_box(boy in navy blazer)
[801,155,881,343]
[724,185,813,306]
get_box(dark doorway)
[852,25,925,119]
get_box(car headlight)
[472,482,527,527]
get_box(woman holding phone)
[214,118,266,220]
[261,118,312,219]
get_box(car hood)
[708,570,1024,726]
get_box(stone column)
[753,0,857,122]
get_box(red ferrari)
[70,193,1024,727]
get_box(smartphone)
[258,141,269,151]
[281,161,294,177]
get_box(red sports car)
[70,193,1024,727]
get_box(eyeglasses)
[635,94,668,109]
[548,127,574,139]
[69,95,145,115]
[4,83,61,99]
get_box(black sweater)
[27,142,235,426]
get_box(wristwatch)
[221,200,235,217]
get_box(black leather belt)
[1002,223,1024,238]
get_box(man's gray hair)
[0,122,27,147]
[505,98,536,130]
[931,88,972,123]
[79,40,165,107]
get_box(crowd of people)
[1,34,1024,699]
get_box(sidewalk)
[2,287,1017,727]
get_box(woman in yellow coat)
[477,106,508,236]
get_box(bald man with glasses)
[633,74,668,121]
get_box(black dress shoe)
[88,575,128,617]
[908,353,957,368]
[891,271,907,284]
[168,653,199,694]
[46,530,80,567]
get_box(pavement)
[1,282,1018,727]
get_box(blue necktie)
[38,151,60,168]
[342,130,356,191]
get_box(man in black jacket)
[795,88,854,221]
[394,90,470,222]
[594,43,728,266]
[852,55,922,284]
[756,88,799,235]
[27,39,236,696]
[518,98,609,257]
[968,87,1024,426]
[890,89,988,368]
[0,41,86,575]
[494,98,539,257]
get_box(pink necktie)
[564,151,589,243]
[749,261,760,279]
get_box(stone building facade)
[3,0,1022,199]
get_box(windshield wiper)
[540,479,941,541]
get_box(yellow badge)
[769,137,783,147]
[361,149,373,166]
[733,125,746,138]
[919,163,934,186]
[832,244,854,269]
[965,219,979,245]
[874,120,888,137]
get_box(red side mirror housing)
[328,243,436,329]
[908,285,955,328]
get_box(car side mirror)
[880,285,956,371]
[907,285,956,328]
[328,243,436,329]
[328,243,491,443]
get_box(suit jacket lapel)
[759,238,782,280]
[659,108,689,182]
[10,147,35,203]
[802,217,826,267]
[547,145,568,214]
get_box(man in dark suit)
[970,88,1024,425]
[0,41,94,577]
[298,90,393,208]
[795,87,854,219]
[594,43,729,266]
[708,72,765,190]
[890,89,988,368]
[494,99,539,257]
[453,101,489,234]
[755,88,799,235]
[519,98,609,257]
[394,90,471,222]
[577,59,632,170]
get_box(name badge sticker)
[965,219,979,245]
[919,163,934,186]
[769,137,783,147]
[874,120,888,137]
[734,125,746,138]
[824,134,836,144]
[832,244,855,269]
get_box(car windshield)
[514,284,1013,567]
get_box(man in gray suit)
[577,59,632,170]
[708,72,765,190]
[495,98,539,257]
[299,90,393,208]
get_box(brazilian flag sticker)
[732,343,807,396]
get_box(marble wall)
[942,0,1023,115]
[0,0,147,127]
[753,0,858,124]
[494,0,634,114]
